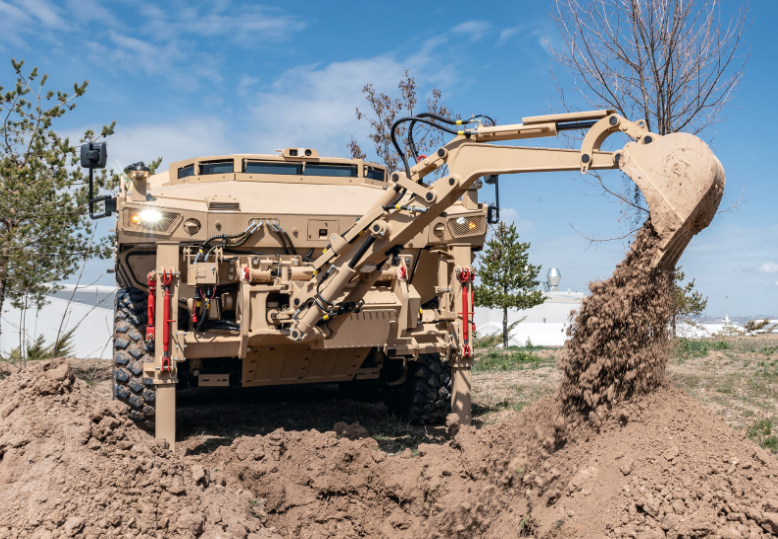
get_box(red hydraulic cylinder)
[146,272,156,343]
[161,269,173,371]
[459,267,474,359]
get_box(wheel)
[385,353,452,424]
[113,287,156,431]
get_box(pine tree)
[672,266,707,338]
[474,222,545,347]
[0,58,119,345]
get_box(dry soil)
[2,221,777,538]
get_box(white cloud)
[23,0,66,28]
[70,118,235,175]
[0,1,34,50]
[451,20,491,41]
[759,262,778,274]
[245,40,455,158]
[497,21,555,50]
[237,75,260,96]
[138,3,305,45]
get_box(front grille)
[209,202,240,211]
[447,215,487,238]
[122,208,183,234]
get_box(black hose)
[391,116,461,178]
[348,235,377,269]
[205,321,240,331]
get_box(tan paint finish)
[114,113,725,439]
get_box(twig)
[51,236,94,360]
[569,221,641,248]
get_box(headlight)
[139,209,162,224]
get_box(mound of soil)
[3,364,778,538]
[0,359,279,539]
[3,219,776,538]
[190,387,778,539]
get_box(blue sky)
[2,0,775,317]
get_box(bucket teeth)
[618,132,725,270]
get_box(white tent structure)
[0,285,115,360]
[473,268,584,347]
[474,290,583,347]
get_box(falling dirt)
[559,221,674,426]
[4,219,778,538]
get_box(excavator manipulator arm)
[287,109,725,344]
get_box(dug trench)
[3,221,778,538]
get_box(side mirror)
[80,142,114,219]
[81,142,107,169]
[484,175,500,224]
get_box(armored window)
[304,164,358,177]
[200,161,234,175]
[245,161,302,175]
[365,167,385,181]
[178,164,195,179]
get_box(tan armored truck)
[81,109,725,448]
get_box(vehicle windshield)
[200,161,234,175]
[245,161,302,175]
[304,164,358,177]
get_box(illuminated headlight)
[139,209,162,224]
[456,217,466,225]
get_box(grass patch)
[747,419,778,452]
[674,338,710,359]
[673,338,729,359]
[474,349,542,372]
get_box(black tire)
[113,287,156,431]
[385,353,452,424]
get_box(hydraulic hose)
[391,116,461,178]
[348,235,377,269]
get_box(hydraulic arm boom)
[288,110,725,344]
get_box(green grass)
[747,419,778,452]
[473,348,542,372]
[674,338,729,359]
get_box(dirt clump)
[559,221,674,425]
[0,359,279,539]
[333,421,369,441]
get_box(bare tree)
[550,0,749,226]
[349,70,453,172]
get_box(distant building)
[473,268,584,346]
[0,285,115,360]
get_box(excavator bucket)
[618,132,725,269]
